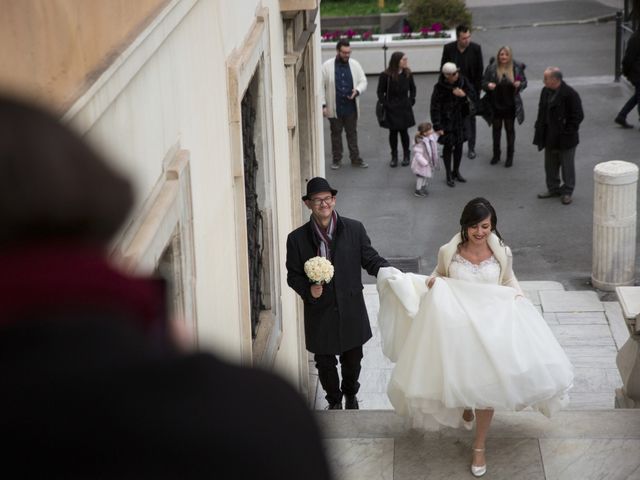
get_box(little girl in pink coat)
[410,122,440,197]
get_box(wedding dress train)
[377,265,574,430]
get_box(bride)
[377,197,573,477]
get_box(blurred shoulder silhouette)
[0,95,332,479]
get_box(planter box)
[320,30,453,75]
[321,35,387,74]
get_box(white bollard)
[592,161,638,291]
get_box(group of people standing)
[375,25,529,187]
[322,26,585,205]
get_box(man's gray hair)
[545,67,563,81]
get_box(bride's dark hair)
[459,197,503,244]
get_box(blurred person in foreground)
[0,95,332,479]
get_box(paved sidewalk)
[310,281,629,410]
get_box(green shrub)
[404,0,472,30]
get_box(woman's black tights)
[389,129,410,158]
[492,113,515,162]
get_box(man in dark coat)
[286,177,389,410]
[534,67,584,205]
[440,24,484,159]
[431,62,477,187]
[614,29,640,128]
[0,96,332,480]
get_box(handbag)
[376,73,391,128]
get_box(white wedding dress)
[377,258,574,430]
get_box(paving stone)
[540,290,604,313]
[565,392,616,410]
[358,369,393,394]
[393,437,545,480]
[549,324,616,347]
[324,438,394,480]
[571,367,623,394]
[555,311,607,325]
[603,301,631,351]
[520,281,565,291]
[540,439,640,480]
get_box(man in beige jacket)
[321,39,368,170]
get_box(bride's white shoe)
[470,448,486,477]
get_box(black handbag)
[376,74,390,128]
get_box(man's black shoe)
[344,395,359,410]
[327,401,343,410]
[615,116,633,129]
[468,150,477,159]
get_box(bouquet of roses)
[304,256,334,285]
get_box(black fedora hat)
[302,177,338,201]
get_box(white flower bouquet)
[304,256,334,285]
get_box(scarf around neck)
[0,243,166,332]
[311,211,337,260]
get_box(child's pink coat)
[410,133,439,178]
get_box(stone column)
[592,161,638,291]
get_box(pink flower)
[431,22,443,33]
[420,26,431,34]
[362,31,372,40]
[345,29,356,39]
[402,24,412,34]
[515,74,523,82]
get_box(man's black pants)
[314,345,363,405]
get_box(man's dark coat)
[533,81,584,151]
[286,214,388,355]
[441,41,484,95]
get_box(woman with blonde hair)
[481,46,527,167]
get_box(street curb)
[475,13,617,31]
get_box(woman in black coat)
[430,62,476,186]
[481,46,527,167]
[377,51,417,167]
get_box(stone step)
[317,410,640,480]
[316,409,640,439]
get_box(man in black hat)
[286,177,389,410]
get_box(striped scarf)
[311,211,337,260]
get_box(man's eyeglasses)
[309,195,335,206]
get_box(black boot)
[446,173,455,187]
[390,152,398,168]
[505,148,514,167]
[452,171,467,183]
[401,150,410,166]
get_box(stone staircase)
[312,282,640,479]
[317,409,640,480]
